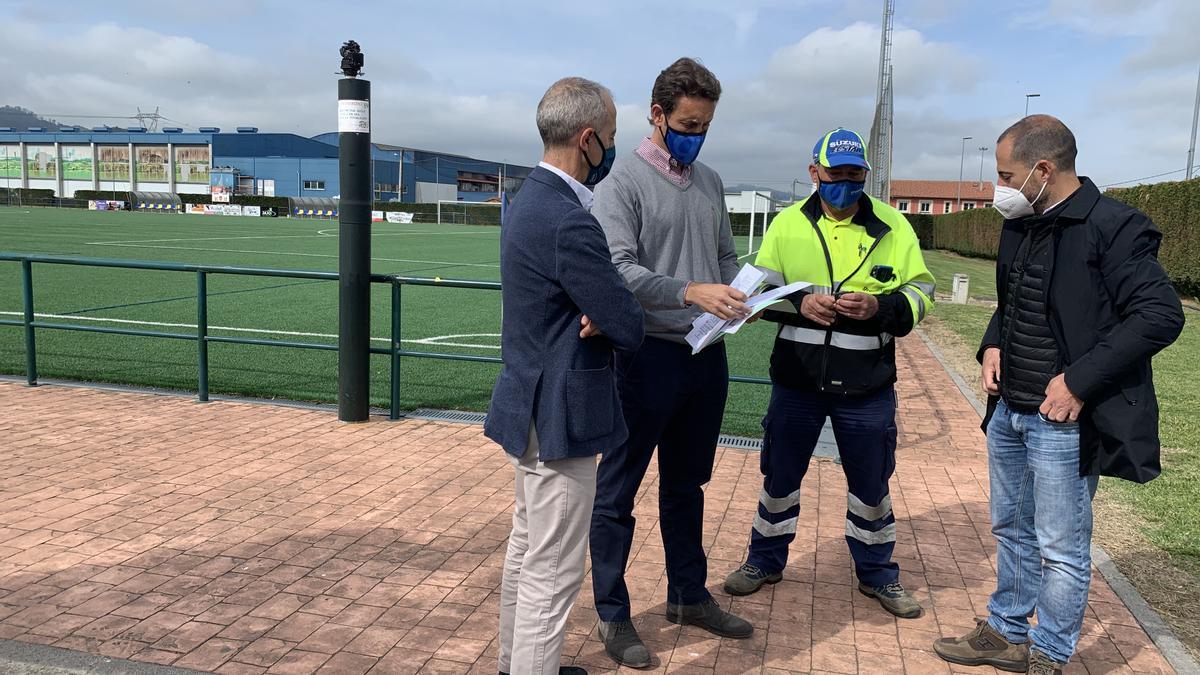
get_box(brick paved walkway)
[0,335,1177,674]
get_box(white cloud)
[762,22,980,100]
[1017,0,1171,37]
[0,18,540,160]
[1120,1,1200,72]
[3,6,1188,192]
[691,22,983,185]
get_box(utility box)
[951,274,970,305]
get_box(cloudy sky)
[2,0,1198,191]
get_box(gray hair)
[536,77,612,149]
[997,114,1077,172]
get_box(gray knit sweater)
[591,153,740,344]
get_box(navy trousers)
[747,384,900,588]
[590,337,728,622]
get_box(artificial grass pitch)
[0,206,778,437]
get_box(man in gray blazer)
[485,77,644,675]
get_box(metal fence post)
[197,271,209,402]
[390,279,402,420]
[21,259,37,385]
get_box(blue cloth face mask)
[583,132,616,185]
[661,125,706,165]
[818,178,865,210]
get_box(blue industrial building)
[0,126,533,203]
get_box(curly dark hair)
[651,57,721,118]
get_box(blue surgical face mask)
[583,132,616,186]
[818,178,865,210]
[661,124,706,165]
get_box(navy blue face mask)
[818,178,865,210]
[583,132,616,186]
[661,124,706,165]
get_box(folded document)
[684,263,811,354]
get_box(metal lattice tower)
[867,0,895,202]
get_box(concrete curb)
[915,328,1200,675]
[0,639,202,674]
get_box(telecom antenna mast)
[867,0,895,202]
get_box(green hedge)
[906,214,935,249]
[928,208,1003,259]
[73,190,135,202]
[923,177,1200,297]
[0,187,56,202]
[1107,179,1200,297]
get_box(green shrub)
[0,187,56,202]
[1107,179,1200,297]
[72,189,135,202]
[906,214,935,249]
[929,208,1003,259]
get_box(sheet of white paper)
[685,264,767,354]
[724,281,812,334]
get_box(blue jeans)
[986,399,1099,664]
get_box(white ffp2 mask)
[993,165,1047,219]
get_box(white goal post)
[745,191,788,258]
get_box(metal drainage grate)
[409,408,488,425]
[718,435,762,450]
[402,410,848,459]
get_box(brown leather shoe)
[932,619,1029,672]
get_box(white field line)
[0,311,501,350]
[76,243,500,269]
[85,229,497,245]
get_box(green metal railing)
[0,253,769,419]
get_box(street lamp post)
[957,136,972,211]
[1025,93,1041,118]
[978,146,989,188]
[1187,63,1199,180]
[791,178,804,202]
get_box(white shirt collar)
[538,161,594,211]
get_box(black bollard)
[337,40,371,422]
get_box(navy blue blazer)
[484,166,644,461]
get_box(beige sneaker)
[932,619,1029,672]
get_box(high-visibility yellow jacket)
[755,193,935,395]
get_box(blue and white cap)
[812,127,871,170]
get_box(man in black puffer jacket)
[933,115,1184,675]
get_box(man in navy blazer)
[485,77,644,675]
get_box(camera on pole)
[340,41,364,78]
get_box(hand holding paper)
[685,264,811,352]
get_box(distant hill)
[0,106,62,131]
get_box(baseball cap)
[812,128,871,170]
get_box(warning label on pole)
[338,99,370,134]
